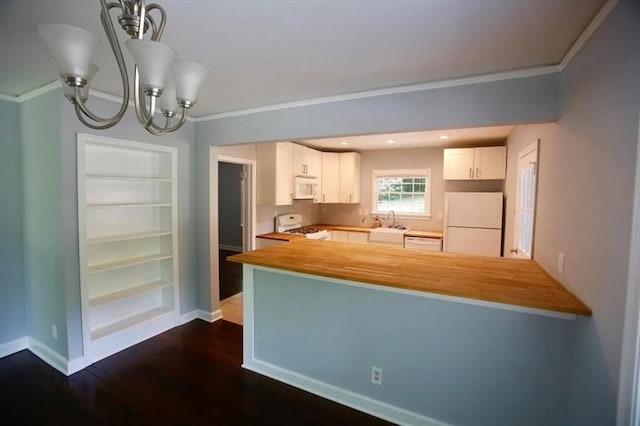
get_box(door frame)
[511,140,539,258]
[217,155,256,253]
[617,112,640,425]
[209,151,257,308]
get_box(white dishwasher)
[404,236,442,252]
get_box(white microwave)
[293,176,318,200]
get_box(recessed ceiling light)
[439,135,449,140]
[340,141,348,145]
[386,139,396,144]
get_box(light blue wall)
[20,90,68,356]
[548,1,639,424]
[0,99,26,344]
[252,268,576,426]
[58,96,197,360]
[196,73,560,146]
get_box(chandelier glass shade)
[37,0,209,135]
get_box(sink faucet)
[385,210,396,228]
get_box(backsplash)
[256,200,322,234]
[319,204,444,232]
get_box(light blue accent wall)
[20,89,68,356]
[0,99,26,344]
[252,268,576,426]
[196,73,560,146]
[547,1,639,424]
[58,97,197,360]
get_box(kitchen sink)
[369,227,409,246]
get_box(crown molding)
[0,0,617,118]
[558,0,619,70]
[193,65,561,122]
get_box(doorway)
[217,155,256,325]
[511,140,539,259]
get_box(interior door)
[511,141,539,258]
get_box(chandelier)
[37,0,209,135]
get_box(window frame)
[371,168,432,219]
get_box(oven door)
[293,176,317,200]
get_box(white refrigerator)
[443,192,503,257]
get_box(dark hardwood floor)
[219,249,243,300]
[0,320,389,425]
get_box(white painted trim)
[219,244,242,252]
[251,265,579,320]
[178,310,199,325]
[27,337,70,376]
[0,0,614,116]
[617,111,640,426]
[558,0,619,70]
[0,336,28,358]
[243,358,451,426]
[67,356,90,375]
[194,66,560,121]
[0,93,17,102]
[197,309,223,323]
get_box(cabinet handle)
[290,193,293,202]
[323,194,325,202]
[469,168,473,179]
[349,194,352,203]
[476,167,480,178]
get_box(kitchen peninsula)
[229,239,590,425]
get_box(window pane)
[374,171,429,215]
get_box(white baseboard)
[219,244,242,252]
[178,310,199,325]
[0,336,28,358]
[243,358,451,426]
[27,337,72,376]
[197,309,223,323]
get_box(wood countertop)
[256,226,444,239]
[229,239,591,317]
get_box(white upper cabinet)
[321,152,340,203]
[339,152,361,203]
[293,144,321,177]
[443,146,506,180]
[257,141,294,206]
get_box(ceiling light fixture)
[37,0,209,135]
[340,141,348,145]
[439,135,449,140]
[386,139,396,144]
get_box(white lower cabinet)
[332,230,369,244]
[77,134,179,362]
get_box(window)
[372,169,431,217]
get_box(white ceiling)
[297,125,515,151]
[0,0,606,117]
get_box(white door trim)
[217,155,257,253]
[617,112,640,426]
[511,140,539,258]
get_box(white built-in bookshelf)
[77,134,179,362]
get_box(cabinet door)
[275,142,293,205]
[292,144,307,176]
[443,148,475,180]
[348,231,369,244]
[321,152,340,203]
[474,146,506,180]
[339,152,361,203]
[307,148,322,178]
[332,230,349,242]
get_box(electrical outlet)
[51,324,58,339]
[371,366,383,385]
[558,252,565,275]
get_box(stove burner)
[286,226,323,235]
